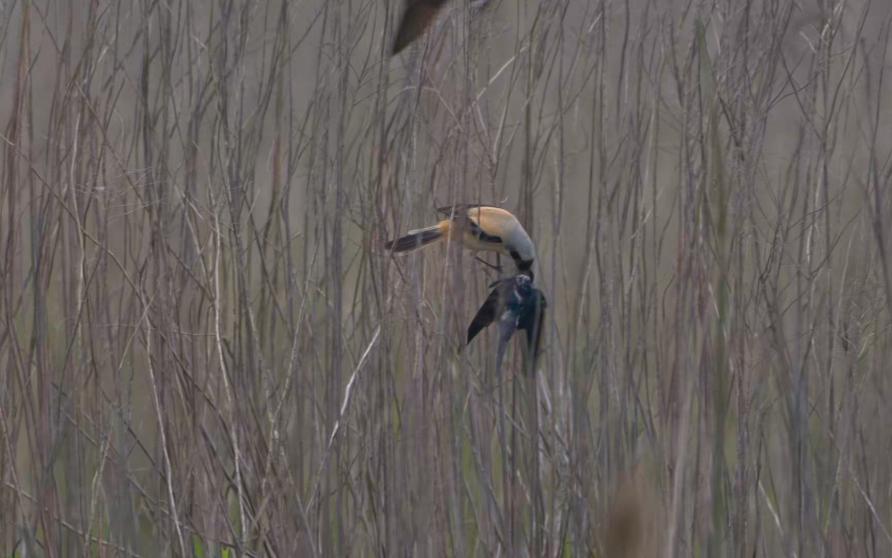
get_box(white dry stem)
[211,195,249,544]
[144,316,187,556]
[759,480,786,544]
[309,325,381,510]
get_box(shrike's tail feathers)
[385,223,445,253]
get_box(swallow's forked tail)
[385,222,446,253]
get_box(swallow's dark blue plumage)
[467,274,546,373]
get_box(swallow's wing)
[524,290,547,362]
[392,0,448,55]
[495,313,519,373]
[467,285,501,344]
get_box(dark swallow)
[467,273,547,374]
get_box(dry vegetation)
[2,0,892,556]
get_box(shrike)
[466,274,547,373]
[385,205,536,275]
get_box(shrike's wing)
[436,205,506,247]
